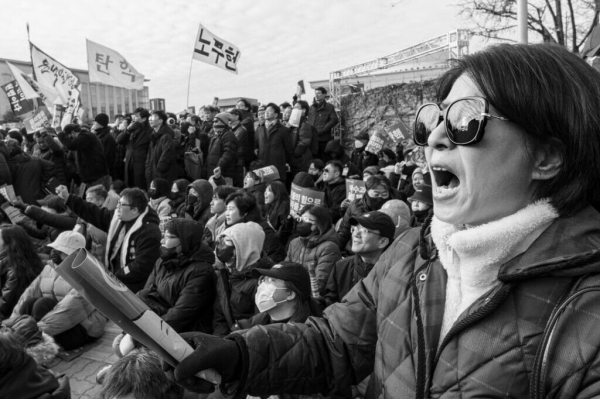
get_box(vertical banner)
[2,81,35,117]
[345,179,366,201]
[86,39,144,90]
[290,183,325,215]
[193,23,241,74]
[385,121,410,143]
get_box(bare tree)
[457,0,599,53]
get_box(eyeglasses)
[351,225,381,236]
[413,96,510,146]
[116,202,132,208]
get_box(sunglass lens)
[414,104,440,146]
[446,98,485,144]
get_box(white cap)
[47,231,86,255]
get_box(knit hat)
[214,112,232,126]
[292,172,315,189]
[252,262,311,301]
[408,185,433,207]
[94,113,109,127]
[363,166,379,178]
[412,168,423,180]
[47,231,86,255]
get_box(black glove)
[163,332,242,393]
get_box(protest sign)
[193,23,241,74]
[55,248,221,385]
[52,103,64,128]
[5,61,39,100]
[0,203,26,225]
[365,130,393,154]
[23,107,52,133]
[346,179,366,201]
[288,109,302,128]
[253,165,280,183]
[1,80,34,117]
[86,39,144,90]
[290,183,325,215]
[385,121,410,143]
[0,185,18,204]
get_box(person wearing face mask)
[351,131,378,176]
[337,175,392,251]
[10,231,106,351]
[212,221,274,337]
[184,179,213,226]
[203,186,237,248]
[408,185,433,227]
[286,205,341,299]
[167,178,190,218]
[234,262,322,332]
[206,113,238,184]
[147,178,172,230]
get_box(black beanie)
[94,113,109,127]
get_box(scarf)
[431,199,559,339]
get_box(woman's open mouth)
[431,165,460,198]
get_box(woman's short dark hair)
[311,159,325,171]
[214,185,237,201]
[150,178,170,198]
[120,188,149,213]
[438,43,600,216]
[365,174,391,192]
[229,109,243,120]
[301,204,332,234]
[225,192,258,216]
[296,100,310,115]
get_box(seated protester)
[321,160,347,224]
[2,313,59,368]
[380,199,412,239]
[408,184,433,227]
[0,226,45,321]
[185,179,213,226]
[362,165,379,182]
[0,332,71,399]
[264,181,293,246]
[148,178,172,231]
[234,262,322,330]
[203,185,237,248]
[337,175,392,251]
[224,192,287,263]
[56,185,161,293]
[11,231,106,350]
[80,186,118,265]
[351,131,378,175]
[286,205,341,299]
[308,158,325,189]
[168,178,190,218]
[212,222,274,337]
[324,139,349,165]
[99,349,183,399]
[411,168,425,190]
[110,179,126,196]
[242,169,267,216]
[116,219,215,346]
[324,211,395,306]
[292,171,316,190]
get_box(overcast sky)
[0,0,496,113]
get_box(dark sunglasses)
[413,96,510,146]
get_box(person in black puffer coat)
[146,111,178,186]
[205,113,238,181]
[116,109,152,190]
[58,124,109,189]
[6,139,54,205]
[92,113,118,180]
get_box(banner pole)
[186,55,194,109]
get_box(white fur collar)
[431,199,559,339]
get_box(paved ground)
[49,321,121,399]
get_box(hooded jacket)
[137,219,216,333]
[11,264,106,338]
[212,222,274,336]
[8,152,54,204]
[146,125,178,185]
[286,224,341,297]
[232,205,600,399]
[185,179,213,226]
[66,195,161,293]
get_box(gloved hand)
[163,331,242,393]
[13,200,27,212]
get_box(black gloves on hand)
[163,332,242,393]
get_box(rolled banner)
[55,248,221,386]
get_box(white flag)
[30,42,81,105]
[192,23,241,74]
[5,62,39,100]
[86,39,144,90]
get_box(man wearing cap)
[324,211,395,306]
[254,103,293,184]
[92,113,117,181]
[234,261,322,329]
[206,112,238,183]
[146,110,177,186]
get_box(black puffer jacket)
[324,255,374,306]
[206,127,238,179]
[35,134,68,186]
[8,152,54,204]
[116,121,152,189]
[323,179,347,224]
[0,140,11,186]
[58,129,108,184]
[95,126,117,179]
[137,219,216,333]
[145,125,178,186]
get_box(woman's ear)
[287,291,297,301]
[532,143,562,181]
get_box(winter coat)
[323,179,347,224]
[206,128,238,179]
[307,100,338,143]
[324,255,374,306]
[11,264,106,338]
[66,195,161,293]
[111,126,127,182]
[0,140,12,186]
[257,220,287,263]
[231,122,248,167]
[137,225,216,334]
[241,110,256,166]
[255,121,293,183]
[351,149,378,176]
[184,179,213,227]
[95,126,117,179]
[57,129,108,184]
[286,227,341,297]
[203,212,227,248]
[149,196,172,229]
[36,135,68,186]
[234,205,600,399]
[289,118,315,174]
[0,264,43,320]
[116,121,152,189]
[212,256,274,337]
[7,152,54,204]
[145,125,178,186]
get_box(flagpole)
[186,55,194,110]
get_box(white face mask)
[255,283,288,313]
[355,140,364,149]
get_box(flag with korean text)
[290,184,325,217]
[193,23,241,74]
[1,81,35,117]
[5,61,39,100]
[86,39,144,90]
[385,121,410,143]
[365,130,393,154]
